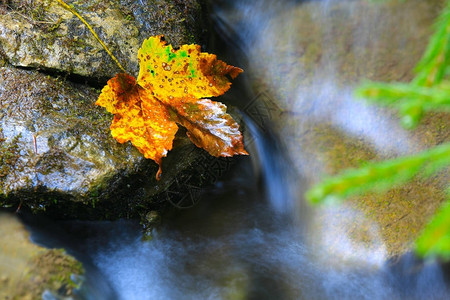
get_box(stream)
[19,0,450,299]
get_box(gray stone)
[0,65,223,219]
[0,0,234,219]
[0,0,206,79]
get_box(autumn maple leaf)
[96,35,248,179]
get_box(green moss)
[0,128,22,189]
[0,214,85,299]
[14,248,84,299]
[35,150,66,175]
[3,0,61,32]
[141,210,162,240]
[350,178,447,256]
[311,124,377,173]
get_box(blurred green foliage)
[356,82,450,129]
[356,3,450,129]
[306,1,450,259]
[306,143,450,204]
[416,200,450,259]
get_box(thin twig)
[32,135,38,154]
[8,7,57,24]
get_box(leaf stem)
[54,0,127,73]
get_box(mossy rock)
[0,0,239,219]
[0,213,84,299]
[0,66,242,220]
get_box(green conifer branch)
[306,142,450,204]
[413,3,450,87]
[356,81,450,128]
[356,1,450,128]
[356,82,450,108]
[416,197,450,259]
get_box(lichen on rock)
[0,0,206,79]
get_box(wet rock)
[141,210,161,240]
[0,66,141,217]
[0,66,231,219]
[0,0,238,219]
[0,213,84,299]
[142,210,162,227]
[0,0,206,79]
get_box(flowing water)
[21,0,450,299]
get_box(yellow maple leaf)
[96,35,247,180]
